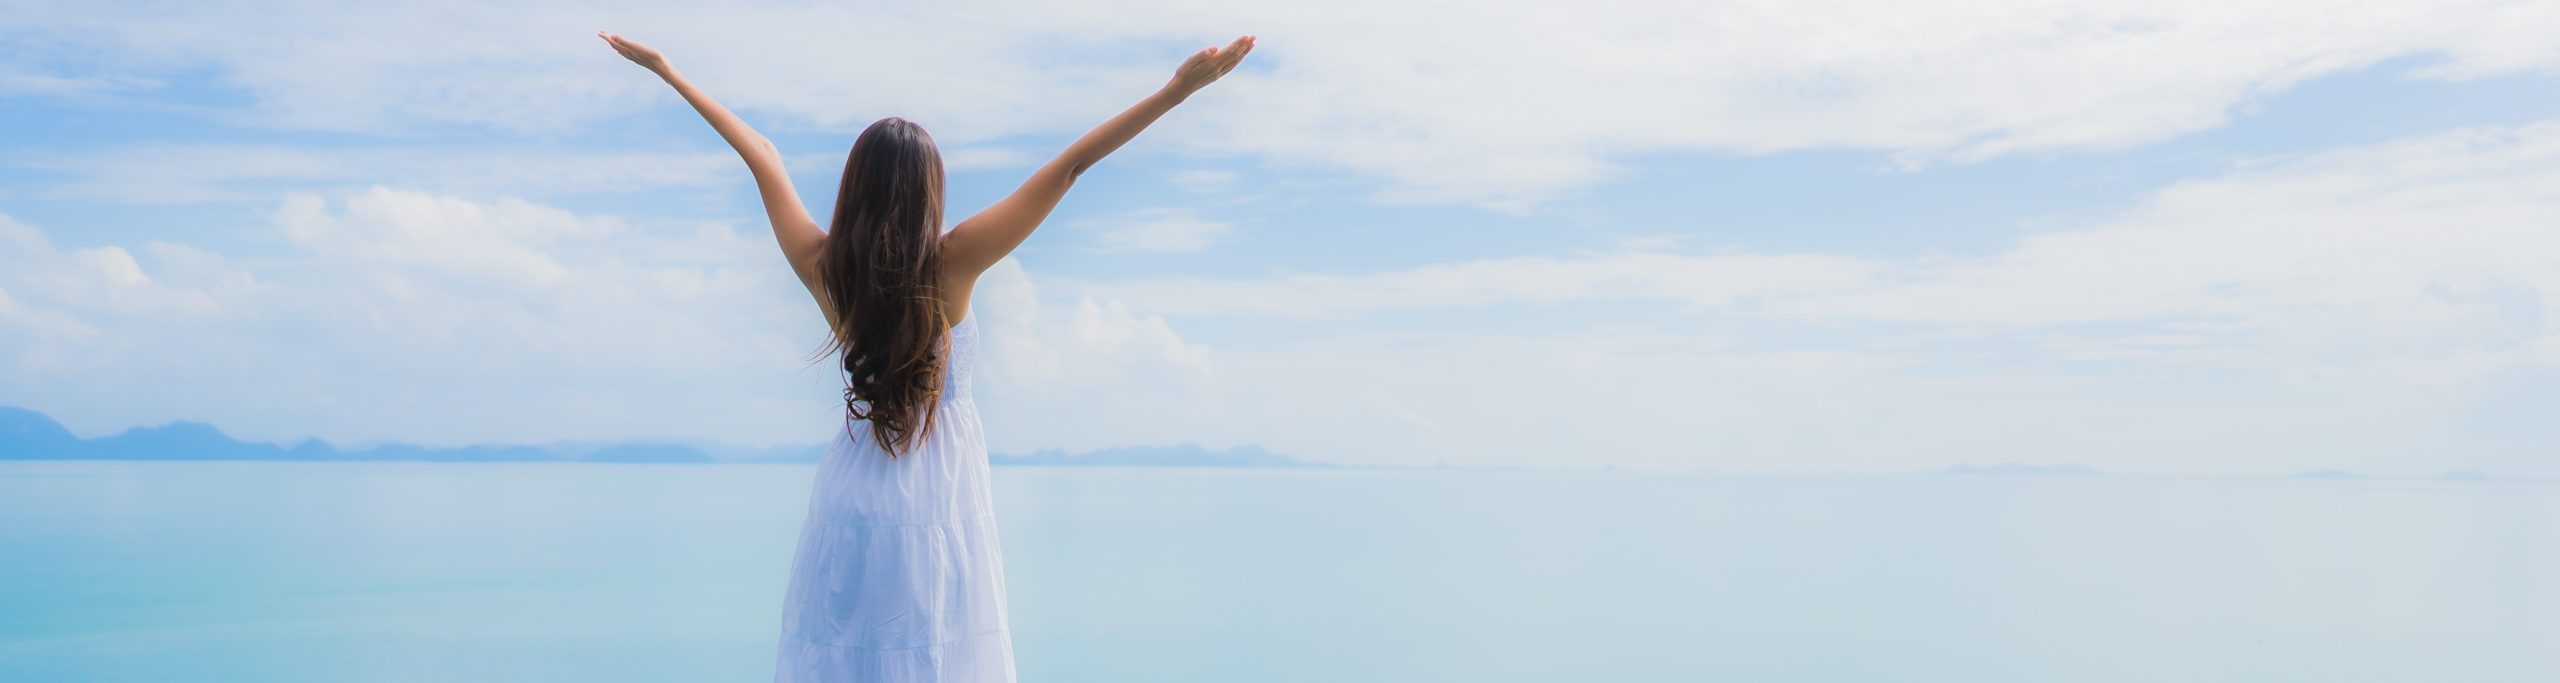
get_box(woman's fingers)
[1214,37,1253,75]
[600,32,633,57]
[1220,36,1255,70]
[597,32,666,71]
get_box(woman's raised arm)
[941,35,1256,280]
[600,32,828,298]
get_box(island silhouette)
[0,406,1312,467]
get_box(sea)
[1,462,2552,682]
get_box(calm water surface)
[1,462,2552,681]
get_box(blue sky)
[5,1,2560,475]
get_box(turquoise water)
[1,462,2552,682]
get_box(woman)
[601,30,1255,682]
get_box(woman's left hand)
[598,31,670,74]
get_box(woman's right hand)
[1168,35,1256,96]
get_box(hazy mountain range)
[0,407,1317,467]
[1940,463,2103,476]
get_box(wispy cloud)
[9,0,2560,476]
[0,63,158,97]
[1072,207,1235,253]
[10,0,2557,205]
[16,144,741,204]
[1078,121,2560,363]
[1167,169,1240,193]
[1062,251,1875,316]
[0,189,1211,448]
[1012,120,2560,474]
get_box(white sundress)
[775,312,1014,682]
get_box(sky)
[5,0,2560,476]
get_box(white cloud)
[9,0,2558,205]
[968,258,1220,453]
[1066,251,1876,318]
[1018,120,2560,475]
[0,189,1211,450]
[10,108,2560,476]
[1,189,817,443]
[10,2,2560,475]
[1167,169,1240,193]
[1089,121,2560,348]
[15,144,743,204]
[1071,207,1235,253]
[0,62,156,97]
[0,215,226,321]
[938,146,1038,171]
[1778,122,2560,344]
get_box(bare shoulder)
[939,209,1008,279]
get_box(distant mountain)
[0,407,1306,467]
[1941,462,2102,476]
[89,420,293,460]
[580,443,719,464]
[0,406,709,463]
[726,443,830,464]
[992,443,1317,468]
[1,407,84,456]
[729,442,1314,467]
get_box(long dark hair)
[817,117,948,456]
